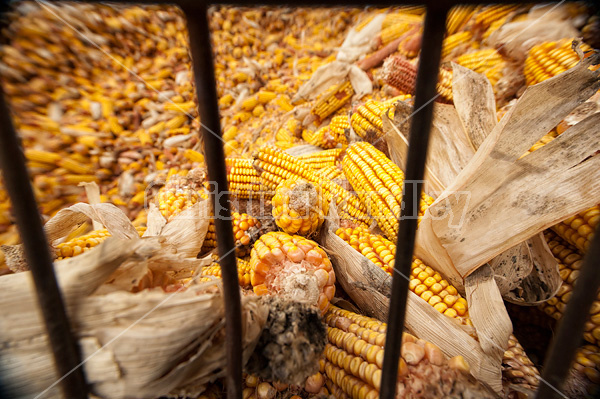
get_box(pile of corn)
[0,2,599,398]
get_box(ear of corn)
[541,230,600,346]
[524,39,593,86]
[200,256,252,289]
[272,178,328,236]
[382,10,424,30]
[441,31,473,59]
[302,124,343,149]
[456,49,503,74]
[474,4,519,30]
[379,17,420,46]
[296,148,345,170]
[446,5,477,35]
[225,157,265,199]
[551,205,598,253]
[316,165,343,181]
[311,80,354,122]
[342,142,434,241]
[381,56,417,95]
[322,305,495,399]
[55,226,146,259]
[336,225,470,324]
[200,211,261,257]
[254,146,368,223]
[567,344,600,396]
[249,231,335,314]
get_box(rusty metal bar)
[183,5,243,399]
[0,80,88,397]
[379,6,448,399]
[535,227,600,398]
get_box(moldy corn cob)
[249,231,335,314]
[272,178,328,236]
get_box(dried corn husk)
[0,201,324,398]
[383,63,561,306]
[321,203,503,393]
[415,52,600,286]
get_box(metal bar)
[183,5,243,399]
[0,82,88,396]
[379,6,448,399]
[535,228,600,398]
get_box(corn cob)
[541,230,600,346]
[382,8,425,30]
[201,211,261,257]
[335,224,540,392]
[322,305,495,399]
[437,66,453,102]
[329,115,349,146]
[254,147,368,222]
[565,343,600,397]
[156,184,200,220]
[249,231,335,314]
[441,31,473,59]
[302,126,340,149]
[379,18,420,46]
[200,256,252,289]
[296,148,344,171]
[316,165,343,181]
[525,126,561,154]
[456,49,503,74]
[225,157,265,199]
[551,205,599,253]
[381,56,416,95]
[474,4,519,30]
[311,80,354,122]
[272,178,328,236]
[524,39,593,86]
[55,226,146,260]
[335,225,470,323]
[342,142,434,241]
[446,5,477,35]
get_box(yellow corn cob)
[524,39,593,86]
[250,231,335,314]
[437,66,453,102]
[58,174,98,185]
[322,305,494,399]
[446,5,477,35]
[164,101,195,113]
[541,230,600,346]
[241,96,259,112]
[441,31,473,59]
[225,157,264,199]
[551,206,599,253]
[474,4,519,30]
[342,142,434,241]
[200,212,261,257]
[329,115,349,145]
[57,158,93,175]
[55,226,146,260]
[482,15,509,41]
[381,56,417,95]
[502,336,541,391]
[296,148,344,171]
[254,145,369,224]
[311,80,354,122]
[456,49,503,74]
[382,9,425,29]
[222,126,238,141]
[272,178,328,236]
[568,344,600,396]
[165,114,187,130]
[379,21,416,46]
[183,149,205,164]
[156,183,200,220]
[24,149,61,164]
[351,100,387,140]
[200,256,252,289]
[257,90,277,104]
[316,165,343,181]
[336,225,469,323]
[302,126,339,149]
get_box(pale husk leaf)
[416,54,600,283]
[0,236,267,399]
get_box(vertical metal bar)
[0,85,88,396]
[379,6,448,399]
[535,228,600,398]
[183,5,243,399]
